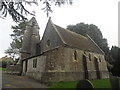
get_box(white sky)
[0,0,119,58]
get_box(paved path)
[2,72,48,88]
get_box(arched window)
[84,51,86,54]
[74,50,77,60]
[33,59,37,68]
[89,54,91,61]
[99,56,101,62]
[47,39,50,46]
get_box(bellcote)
[27,17,40,29]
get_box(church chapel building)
[21,17,109,82]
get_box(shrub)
[0,60,13,68]
[2,61,7,68]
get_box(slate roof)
[53,24,104,54]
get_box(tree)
[0,0,72,22]
[0,56,13,68]
[1,60,13,68]
[67,23,109,54]
[5,21,27,60]
[110,46,120,76]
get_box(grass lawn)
[90,78,111,88]
[49,78,120,89]
[0,68,7,71]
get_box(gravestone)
[110,76,119,90]
[76,79,94,90]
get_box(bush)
[0,60,13,68]
[2,61,7,68]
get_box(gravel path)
[2,72,48,89]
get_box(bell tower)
[20,17,40,60]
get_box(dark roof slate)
[54,24,104,54]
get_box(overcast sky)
[0,0,119,58]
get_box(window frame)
[99,56,102,62]
[33,59,37,68]
[89,54,91,61]
[47,39,50,47]
[73,50,77,60]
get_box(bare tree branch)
[0,0,73,22]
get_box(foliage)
[5,21,27,60]
[0,0,72,22]
[106,61,113,72]
[110,46,119,60]
[110,46,120,76]
[49,78,112,88]
[1,60,7,68]
[1,60,13,68]
[67,23,109,54]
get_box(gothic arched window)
[74,50,77,60]
[99,56,101,62]
[89,54,91,61]
[47,39,50,46]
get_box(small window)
[74,50,77,60]
[33,59,37,68]
[47,40,50,46]
[89,54,91,61]
[32,21,35,26]
[99,56,101,62]
[84,51,86,54]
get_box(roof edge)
[49,19,67,45]
[86,34,105,55]
[27,17,40,28]
[40,17,51,41]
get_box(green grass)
[0,68,7,71]
[90,78,111,88]
[49,78,115,89]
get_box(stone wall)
[6,64,22,74]
[22,46,109,82]
[22,56,46,81]
[21,17,40,59]
[42,46,109,82]
[40,20,63,53]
